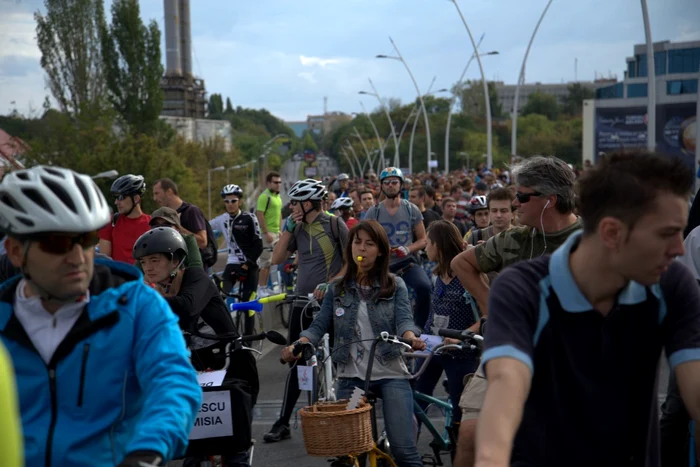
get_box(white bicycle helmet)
[330,197,354,211]
[288,179,326,201]
[221,184,243,198]
[0,166,111,235]
[337,173,350,181]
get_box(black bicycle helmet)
[111,174,146,197]
[132,227,188,261]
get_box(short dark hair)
[461,178,473,190]
[360,190,374,198]
[154,178,179,196]
[266,172,281,183]
[577,151,692,235]
[441,197,456,209]
[487,187,514,208]
[410,187,426,198]
[475,181,488,192]
[449,186,461,195]
[424,185,436,200]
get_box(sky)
[1,0,699,122]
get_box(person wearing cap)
[148,207,203,269]
[333,173,350,198]
[98,174,151,264]
[0,166,201,467]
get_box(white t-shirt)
[13,279,89,365]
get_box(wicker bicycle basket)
[299,399,373,457]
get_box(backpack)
[366,199,417,241]
[201,221,218,268]
[293,214,343,255]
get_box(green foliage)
[99,0,164,135]
[35,0,107,117]
[562,83,595,116]
[302,131,318,152]
[522,91,559,120]
[208,94,224,117]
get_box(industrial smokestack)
[163,0,181,76]
[179,0,192,78]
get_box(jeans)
[337,377,424,467]
[391,260,432,330]
[415,353,479,423]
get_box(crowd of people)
[0,150,699,467]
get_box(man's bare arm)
[256,210,269,234]
[408,220,428,253]
[474,358,532,467]
[179,226,207,249]
[452,248,490,314]
[674,360,700,421]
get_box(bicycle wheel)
[246,311,264,359]
[278,302,290,329]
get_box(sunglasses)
[382,180,400,186]
[223,199,239,204]
[270,180,282,184]
[515,191,543,204]
[114,194,127,201]
[290,200,299,206]
[30,230,100,255]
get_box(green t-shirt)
[256,189,282,234]
[0,343,22,467]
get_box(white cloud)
[299,55,345,68]
[0,13,41,59]
[298,71,317,85]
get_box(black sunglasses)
[515,191,543,204]
[223,199,239,204]
[30,231,100,255]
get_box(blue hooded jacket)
[0,258,201,466]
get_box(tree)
[562,83,595,116]
[99,0,163,135]
[208,94,224,116]
[35,0,107,117]
[458,80,503,118]
[302,131,319,153]
[522,91,560,120]
[225,97,233,114]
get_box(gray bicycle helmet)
[111,174,146,197]
[288,179,326,201]
[330,197,354,211]
[221,184,243,198]
[132,227,188,261]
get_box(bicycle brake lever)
[240,346,263,355]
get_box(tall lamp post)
[352,127,373,165]
[345,140,365,176]
[640,0,656,151]
[445,49,499,173]
[355,104,385,168]
[340,149,357,179]
[409,88,448,174]
[377,37,433,170]
[92,170,119,180]
[359,78,401,166]
[511,0,554,157]
[449,0,493,168]
[208,166,225,219]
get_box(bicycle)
[298,332,434,467]
[227,293,288,358]
[409,329,485,466]
[182,329,288,467]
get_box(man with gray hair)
[450,156,581,466]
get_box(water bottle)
[270,265,281,293]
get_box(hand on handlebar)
[402,332,427,351]
[443,337,462,347]
[313,282,328,301]
[392,246,409,258]
[281,345,299,363]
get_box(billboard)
[595,103,697,170]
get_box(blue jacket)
[300,276,421,365]
[0,259,202,467]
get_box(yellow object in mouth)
[357,256,363,262]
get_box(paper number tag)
[297,365,314,391]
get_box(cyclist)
[256,172,283,297]
[209,184,263,310]
[286,220,426,467]
[465,195,490,236]
[264,178,348,443]
[132,226,259,466]
[0,341,22,467]
[442,197,469,237]
[409,186,442,231]
[148,207,203,268]
[333,173,350,198]
[0,166,201,467]
[330,196,359,229]
[98,174,151,264]
[465,187,514,246]
[475,152,700,467]
[366,167,432,328]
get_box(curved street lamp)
[510,0,554,157]
[377,36,433,172]
[445,48,499,173]
[640,0,656,151]
[91,170,119,180]
[409,88,448,174]
[448,0,493,168]
[359,78,401,166]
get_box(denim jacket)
[300,275,421,365]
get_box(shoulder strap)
[264,191,271,213]
[111,213,120,228]
[330,214,340,246]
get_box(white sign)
[197,370,226,388]
[428,160,438,168]
[189,390,233,440]
[297,365,314,391]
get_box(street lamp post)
[352,127,373,167]
[446,48,499,173]
[511,0,554,157]
[345,140,365,176]
[91,170,119,180]
[357,103,386,169]
[640,0,656,151]
[377,37,433,171]
[459,151,470,171]
[340,149,357,179]
[208,166,225,219]
[359,78,401,167]
[449,0,493,168]
[409,88,448,174]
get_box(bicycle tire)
[278,302,290,329]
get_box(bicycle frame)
[321,333,336,401]
[413,391,453,451]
